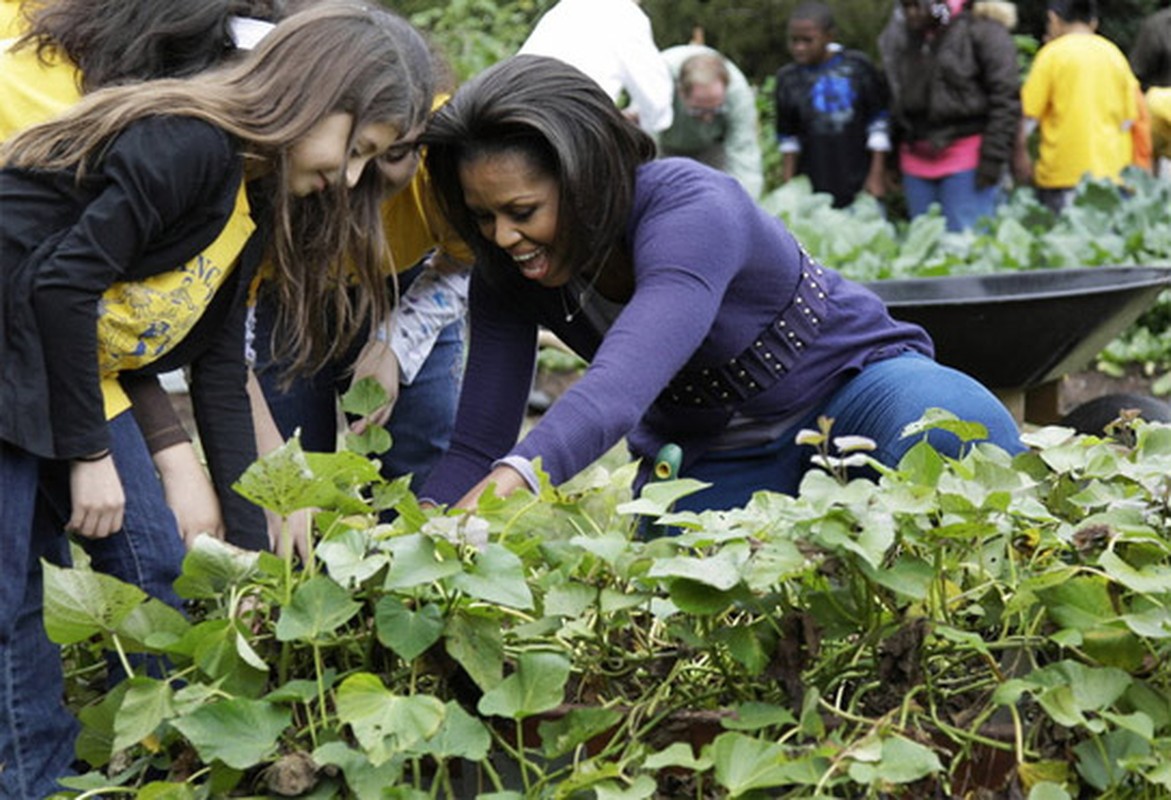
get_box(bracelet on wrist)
[74,448,112,463]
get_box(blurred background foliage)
[397,0,1165,87]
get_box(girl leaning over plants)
[418,55,1024,512]
[0,4,433,796]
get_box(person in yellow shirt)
[1016,0,1139,213]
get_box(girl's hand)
[68,454,125,539]
[154,442,224,548]
[267,506,314,563]
[349,338,399,434]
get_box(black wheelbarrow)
[865,266,1171,425]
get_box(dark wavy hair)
[18,0,281,91]
[422,54,657,283]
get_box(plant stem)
[110,634,134,681]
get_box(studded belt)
[660,264,829,409]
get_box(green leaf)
[341,376,391,417]
[709,732,794,796]
[185,619,268,697]
[374,598,443,661]
[846,735,943,785]
[665,578,741,615]
[1099,547,1171,594]
[901,407,988,444]
[75,681,128,767]
[863,555,934,601]
[450,543,534,610]
[722,702,797,732]
[1072,729,1150,791]
[173,536,260,599]
[648,547,746,591]
[171,697,290,770]
[445,610,504,691]
[136,783,197,800]
[313,741,403,800]
[345,426,392,456]
[384,533,462,590]
[715,625,769,674]
[643,741,713,772]
[594,775,658,799]
[275,575,362,642]
[113,677,174,752]
[413,701,492,761]
[335,673,445,765]
[232,437,319,516]
[618,478,711,516]
[317,529,390,589]
[113,596,191,653]
[477,651,571,720]
[537,706,622,758]
[1028,782,1072,800]
[43,561,145,644]
[543,581,597,618]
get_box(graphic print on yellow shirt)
[98,180,255,417]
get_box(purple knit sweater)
[421,158,931,503]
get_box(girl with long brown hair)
[0,5,432,795]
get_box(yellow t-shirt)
[0,37,82,140]
[98,181,255,417]
[0,0,26,38]
[381,160,473,272]
[1021,33,1138,189]
[1146,87,1171,161]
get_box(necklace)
[560,267,605,323]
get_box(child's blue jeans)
[903,169,1000,233]
[0,411,186,798]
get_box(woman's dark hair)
[1048,0,1097,22]
[20,0,279,91]
[422,54,657,283]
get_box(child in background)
[1017,0,1139,214]
[882,0,1020,232]
[774,1,890,208]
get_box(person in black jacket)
[0,5,433,796]
[879,0,1021,231]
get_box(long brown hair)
[3,2,435,376]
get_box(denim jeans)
[674,353,1025,513]
[253,272,463,495]
[903,169,1000,233]
[0,443,78,799]
[0,411,187,798]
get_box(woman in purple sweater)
[420,55,1023,511]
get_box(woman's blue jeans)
[903,169,1000,232]
[1,411,185,798]
[675,353,1024,514]
[253,270,463,496]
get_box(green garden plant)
[45,378,1171,798]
